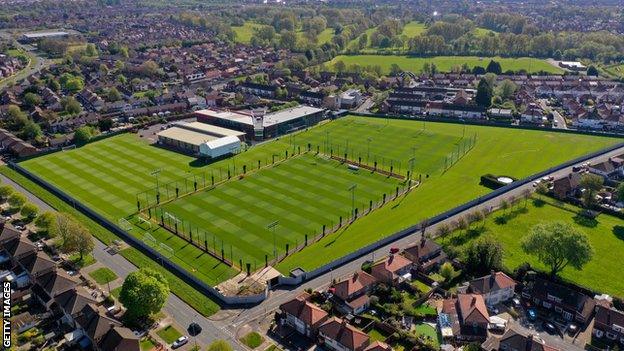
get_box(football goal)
[118,218,133,231]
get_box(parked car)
[527,308,537,322]
[512,298,521,308]
[172,336,188,349]
[543,321,559,335]
[567,323,578,336]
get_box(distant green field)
[402,21,427,37]
[314,28,335,45]
[233,22,266,44]
[473,27,497,37]
[326,55,564,74]
[437,197,624,298]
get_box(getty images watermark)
[2,281,11,348]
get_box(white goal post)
[118,218,133,231]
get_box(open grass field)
[402,21,427,37]
[309,28,335,45]
[160,153,401,265]
[232,22,266,44]
[20,116,619,281]
[437,197,624,297]
[326,55,564,74]
[274,116,619,272]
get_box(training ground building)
[195,105,326,140]
[156,121,245,158]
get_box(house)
[364,341,392,351]
[279,292,328,338]
[441,294,490,341]
[370,254,413,285]
[318,317,370,351]
[552,173,581,200]
[239,82,277,98]
[488,108,514,119]
[74,303,140,351]
[402,237,447,273]
[465,272,516,306]
[593,304,624,345]
[588,160,618,178]
[522,279,595,324]
[331,271,376,314]
[482,327,559,351]
[299,90,326,106]
[339,89,362,109]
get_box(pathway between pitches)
[0,172,245,350]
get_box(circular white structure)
[497,176,514,184]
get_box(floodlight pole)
[150,169,161,195]
[348,184,357,217]
[268,220,279,259]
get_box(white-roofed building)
[199,136,241,158]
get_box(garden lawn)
[326,55,564,74]
[414,323,441,347]
[156,325,182,344]
[88,267,117,284]
[275,116,619,272]
[140,337,157,351]
[437,197,624,297]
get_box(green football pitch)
[20,116,620,283]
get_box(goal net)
[159,243,174,258]
[118,218,133,231]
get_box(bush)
[20,202,39,220]
[7,192,27,209]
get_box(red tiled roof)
[458,294,489,325]
[469,272,516,295]
[332,271,376,300]
[372,254,411,274]
[319,317,369,351]
[279,293,328,327]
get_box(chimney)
[471,296,477,307]
[420,235,426,247]
[353,272,359,281]
[490,270,496,287]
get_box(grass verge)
[156,325,182,344]
[89,267,118,284]
[240,331,264,349]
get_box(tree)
[98,118,113,131]
[20,119,43,141]
[521,221,593,277]
[119,268,169,322]
[73,126,94,146]
[486,60,502,74]
[62,96,82,115]
[464,236,503,276]
[617,183,624,203]
[475,78,493,108]
[20,203,38,220]
[579,173,603,208]
[333,60,346,74]
[207,340,233,351]
[586,65,599,76]
[496,79,518,101]
[23,92,42,107]
[53,213,94,261]
[439,262,456,282]
[85,43,98,57]
[0,185,14,201]
[35,211,56,234]
[107,87,121,102]
[279,31,297,50]
[7,193,27,209]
